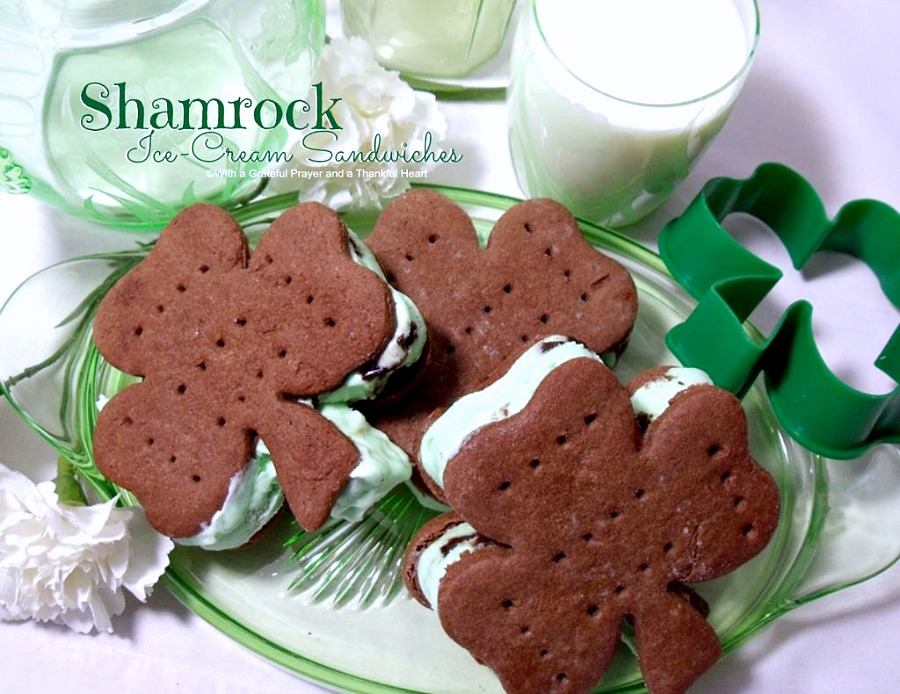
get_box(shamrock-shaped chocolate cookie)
[364,190,638,466]
[92,203,424,541]
[405,337,780,694]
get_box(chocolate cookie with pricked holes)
[92,202,420,539]
[364,190,638,469]
[404,338,780,694]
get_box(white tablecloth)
[3,1,900,692]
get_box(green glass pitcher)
[0,0,326,229]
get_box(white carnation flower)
[273,36,448,210]
[0,463,174,634]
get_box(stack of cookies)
[91,191,780,694]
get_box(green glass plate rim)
[0,183,838,694]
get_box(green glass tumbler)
[340,0,515,78]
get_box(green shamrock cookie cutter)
[658,162,900,460]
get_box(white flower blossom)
[273,36,448,210]
[0,463,174,634]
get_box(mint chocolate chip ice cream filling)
[320,230,427,405]
[419,336,604,491]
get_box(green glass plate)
[2,186,900,693]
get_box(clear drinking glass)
[507,0,760,228]
[340,0,516,78]
[0,0,326,229]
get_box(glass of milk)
[340,0,516,78]
[0,0,325,229]
[507,0,759,228]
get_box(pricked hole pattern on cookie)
[636,413,651,433]
[590,275,610,291]
[324,317,337,328]
[552,551,567,563]
[176,383,187,395]
[498,480,512,492]
[133,325,144,337]
[198,264,210,274]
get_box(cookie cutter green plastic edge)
[658,162,900,460]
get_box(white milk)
[508,0,758,227]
